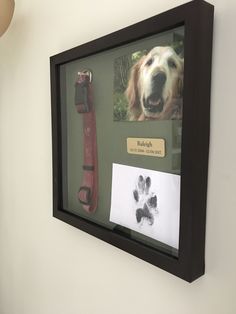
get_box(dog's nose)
[152,71,166,88]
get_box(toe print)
[133,189,139,202]
[138,175,145,193]
[145,176,151,194]
[148,195,157,209]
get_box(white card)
[109,163,180,249]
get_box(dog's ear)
[177,59,184,97]
[125,56,145,120]
[177,75,183,97]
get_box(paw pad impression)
[133,175,158,225]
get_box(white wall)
[0,0,236,313]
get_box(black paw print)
[133,175,157,225]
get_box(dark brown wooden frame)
[50,0,214,282]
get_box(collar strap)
[75,70,98,213]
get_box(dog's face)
[126,46,184,120]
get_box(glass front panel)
[60,25,184,257]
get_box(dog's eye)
[168,59,177,69]
[145,58,154,67]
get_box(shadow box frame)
[50,0,214,282]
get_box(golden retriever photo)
[113,44,184,121]
[126,47,184,121]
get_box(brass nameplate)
[127,138,165,157]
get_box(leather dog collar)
[75,70,98,213]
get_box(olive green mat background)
[60,26,184,255]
